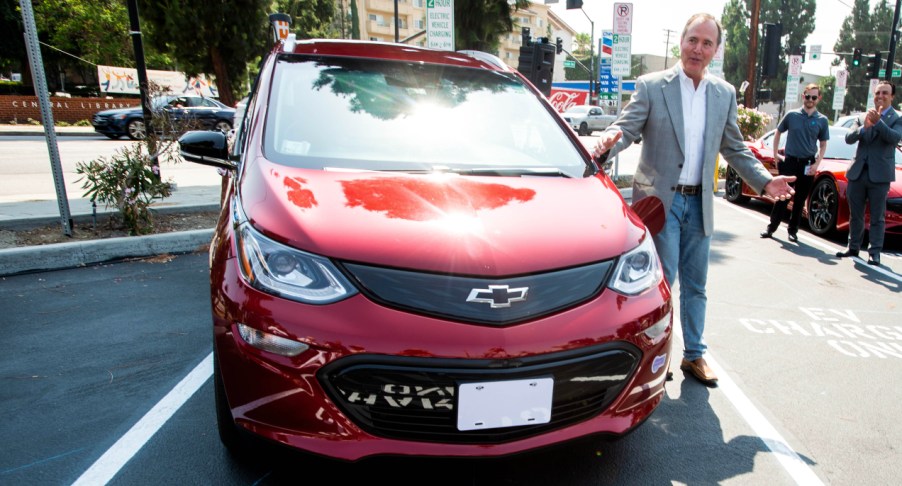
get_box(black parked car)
[91,94,235,140]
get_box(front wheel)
[724,166,749,204]
[807,178,838,236]
[214,120,232,133]
[578,122,589,136]
[126,119,146,140]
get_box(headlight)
[608,234,662,295]
[234,212,358,304]
[114,114,127,120]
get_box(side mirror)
[631,196,665,236]
[178,130,235,170]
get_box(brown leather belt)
[675,184,702,195]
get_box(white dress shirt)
[677,65,708,186]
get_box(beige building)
[354,0,577,82]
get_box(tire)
[214,120,232,133]
[807,178,839,236]
[578,122,589,136]
[103,133,122,140]
[126,119,146,140]
[214,351,252,457]
[724,166,749,204]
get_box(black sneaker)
[760,230,774,238]
[788,233,798,242]
[836,249,859,258]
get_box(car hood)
[237,158,646,276]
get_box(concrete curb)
[0,229,213,276]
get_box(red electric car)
[179,38,672,462]
[727,126,902,236]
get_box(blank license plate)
[457,377,553,431]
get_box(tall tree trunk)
[210,46,235,107]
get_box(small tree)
[736,104,772,141]
[75,85,203,235]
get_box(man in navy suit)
[837,80,901,266]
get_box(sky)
[547,0,858,77]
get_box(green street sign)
[878,68,902,77]
[563,60,576,68]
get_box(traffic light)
[761,23,781,78]
[566,0,583,9]
[555,37,563,54]
[517,40,555,97]
[866,51,882,79]
[852,48,862,67]
[799,44,806,62]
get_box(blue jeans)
[653,193,711,361]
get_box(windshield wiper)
[442,167,571,177]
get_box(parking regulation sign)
[426,0,454,51]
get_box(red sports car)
[726,126,902,236]
[179,38,673,462]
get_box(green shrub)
[736,105,772,141]
[75,143,173,235]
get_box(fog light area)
[642,311,671,343]
[237,323,309,356]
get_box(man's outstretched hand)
[593,130,622,159]
[764,176,796,201]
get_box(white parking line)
[670,320,824,485]
[71,352,213,486]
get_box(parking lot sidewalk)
[0,123,97,137]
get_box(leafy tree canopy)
[833,0,896,112]
[721,0,816,106]
[455,0,529,52]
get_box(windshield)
[264,55,590,177]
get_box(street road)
[1,195,899,484]
[0,135,221,203]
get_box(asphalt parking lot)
[2,192,900,484]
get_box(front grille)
[319,344,639,444]
[92,115,108,126]
[341,261,614,326]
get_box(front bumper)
[213,255,672,461]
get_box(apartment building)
[354,0,577,82]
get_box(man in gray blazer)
[595,13,796,386]
[836,80,901,266]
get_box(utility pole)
[745,0,761,108]
[663,29,676,69]
[885,0,902,80]
[126,0,158,177]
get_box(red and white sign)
[613,3,633,35]
[548,89,589,112]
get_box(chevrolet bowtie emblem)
[466,285,528,308]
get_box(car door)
[587,107,605,131]
[189,98,224,130]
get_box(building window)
[537,19,543,28]
[413,0,424,7]
[370,37,379,41]
[414,19,424,29]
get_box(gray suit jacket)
[603,66,772,235]
[844,110,901,183]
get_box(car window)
[197,98,220,108]
[264,55,590,177]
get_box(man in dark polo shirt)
[761,83,829,242]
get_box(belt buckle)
[677,184,699,195]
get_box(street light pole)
[580,8,595,105]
